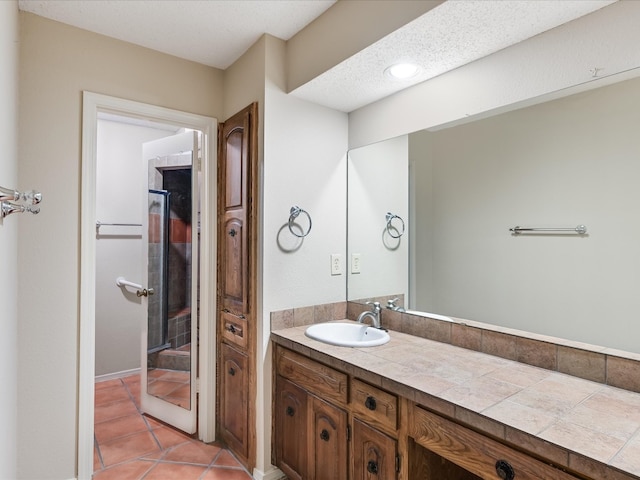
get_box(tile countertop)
[271,325,640,480]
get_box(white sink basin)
[305,322,390,347]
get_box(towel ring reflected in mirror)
[385,212,405,239]
[288,205,312,238]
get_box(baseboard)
[251,466,286,480]
[94,367,141,383]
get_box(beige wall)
[18,13,223,479]
[0,2,19,479]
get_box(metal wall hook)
[385,212,405,238]
[288,206,312,238]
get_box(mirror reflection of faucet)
[386,297,405,313]
[357,301,384,329]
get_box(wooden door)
[219,342,248,459]
[309,396,348,480]
[353,418,398,480]
[275,376,308,480]
[217,103,258,469]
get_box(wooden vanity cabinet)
[274,347,349,479]
[274,346,399,480]
[272,339,618,480]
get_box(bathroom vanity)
[271,323,640,480]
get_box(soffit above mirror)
[290,0,616,112]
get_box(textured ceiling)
[291,0,617,112]
[18,0,336,69]
[18,0,618,112]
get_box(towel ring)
[385,212,405,239]
[288,206,312,238]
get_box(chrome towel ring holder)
[385,212,405,239]
[288,206,312,238]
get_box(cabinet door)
[309,396,348,480]
[353,418,397,480]
[275,376,308,480]
[218,105,254,315]
[219,343,248,459]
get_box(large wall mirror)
[347,73,640,354]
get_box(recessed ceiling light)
[385,63,420,79]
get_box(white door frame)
[78,91,217,480]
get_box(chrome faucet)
[357,301,382,329]
[386,297,405,313]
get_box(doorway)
[79,92,218,480]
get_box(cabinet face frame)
[409,404,581,480]
[217,102,258,470]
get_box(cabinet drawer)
[350,378,398,433]
[221,310,247,349]
[410,405,579,480]
[276,347,347,405]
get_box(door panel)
[225,128,244,208]
[141,131,199,434]
[219,343,249,458]
[309,396,348,480]
[353,418,397,480]
[275,376,308,480]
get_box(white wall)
[349,1,640,149]
[347,136,408,302]
[95,119,174,376]
[411,76,640,353]
[222,34,349,477]
[0,2,19,478]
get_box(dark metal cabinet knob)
[228,228,237,237]
[365,396,377,411]
[286,406,295,417]
[495,460,515,480]
[319,429,330,442]
[367,460,379,474]
[228,367,236,376]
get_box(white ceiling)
[17,0,336,68]
[18,0,617,113]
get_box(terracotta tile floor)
[94,374,252,479]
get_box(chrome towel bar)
[510,225,587,235]
[96,221,142,233]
